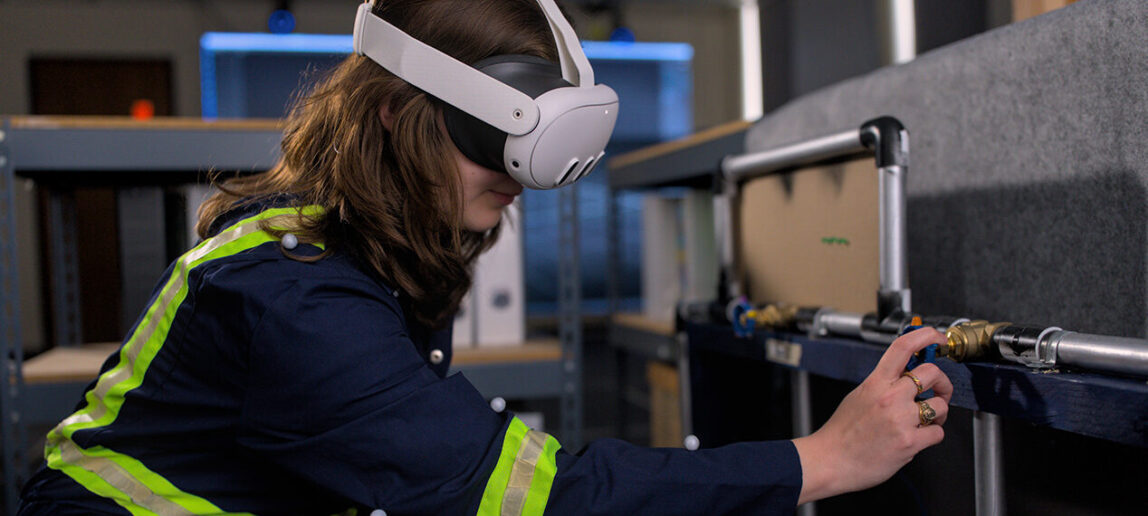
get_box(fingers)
[873,327,947,381]
[915,422,945,448]
[916,395,950,427]
[898,363,955,404]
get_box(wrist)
[791,432,840,505]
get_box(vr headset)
[353,0,619,190]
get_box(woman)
[19,0,952,514]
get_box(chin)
[464,214,502,233]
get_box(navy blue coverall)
[19,200,802,515]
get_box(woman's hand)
[791,328,954,505]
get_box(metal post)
[46,189,82,347]
[714,181,740,300]
[606,187,628,440]
[1,118,26,516]
[558,184,583,450]
[879,0,917,66]
[792,369,816,516]
[974,411,1006,516]
[606,188,619,316]
[676,333,693,441]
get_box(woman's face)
[453,145,523,232]
[380,104,522,232]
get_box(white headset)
[353,0,619,189]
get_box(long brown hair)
[197,0,560,328]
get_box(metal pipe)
[1049,331,1148,377]
[714,182,740,300]
[818,310,865,338]
[974,411,1006,516]
[878,164,909,297]
[880,0,917,66]
[792,369,816,516]
[720,129,865,183]
[677,332,694,444]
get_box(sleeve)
[240,276,802,516]
[545,440,802,515]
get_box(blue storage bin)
[200,34,693,144]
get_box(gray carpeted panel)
[745,0,1148,336]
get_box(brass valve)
[742,304,800,329]
[943,320,1012,362]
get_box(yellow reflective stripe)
[49,205,322,440]
[479,418,530,514]
[501,429,546,514]
[477,418,561,516]
[45,445,156,516]
[44,205,322,515]
[50,440,249,515]
[521,435,560,514]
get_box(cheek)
[455,159,487,199]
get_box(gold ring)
[917,400,937,426]
[902,371,924,395]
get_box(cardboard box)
[737,158,879,314]
[647,360,683,448]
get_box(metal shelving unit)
[602,120,751,445]
[0,115,583,510]
[1,118,29,516]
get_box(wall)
[605,2,743,130]
[761,0,1014,113]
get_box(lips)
[490,190,518,206]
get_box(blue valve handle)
[731,298,756,338]
[902,324,938,370]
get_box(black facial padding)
[443,55,573,173]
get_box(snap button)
[281,233,298,250]
[429,349,444,364]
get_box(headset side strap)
[353,3,540,135]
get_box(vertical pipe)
[974,411,1006,516]
[676,332,694,441]
[792,369,815,516]
[738,0,764,121]
[714,180,740,300]
[881,0,917,65]
[878,165,909,305]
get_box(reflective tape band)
[522,435,560,515]
[501,429,547,514]
[478,418,561,516]
[45,205,322,515]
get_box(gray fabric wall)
[745,0,1148,338]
